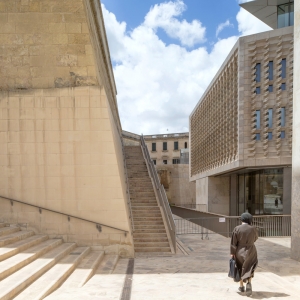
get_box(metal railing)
[172,203,207,211]
[0,195,129,235]
[121,135,135,233]
[140,135,176,252]
[174,215,291,238]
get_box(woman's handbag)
[228,258,241,282]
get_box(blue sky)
[101,0,271,134]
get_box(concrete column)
[292,2,300,261]
[283,167,292,215]
[230,175,238,216]
[196,178,208,212]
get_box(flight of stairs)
[124,146,172,253]
[0,223,120,299]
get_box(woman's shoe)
[246,282,252,296]
[238,286,245,293]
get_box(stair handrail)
[120,136,135,233]
[140,135,176,252]
[0,195,129,235]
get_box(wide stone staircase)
[0,223,123,299]
[124,146,172,253]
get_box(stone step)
[134,246,171,253]
[133,232,168,238]
[132,207,160,212]
[134,216,163,221]
[0,223,7,228]
[133,236,169,242]
[134,241,170,248]
[95,254,119,274]
[134,228,167,234]
[131,203,158,207]
[0,242,76,300]
[52,251,104,291]
[0,234,48,262]
[0,230,35,247]
[0,238,63,281]
[14,247,90,300]
[0,226,20,237]
[134,224,166,229]
[134,220,164,225]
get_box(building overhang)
[239,0,293,29]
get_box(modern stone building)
[144,132,189,166]
[0,0,134,256]
[190,0,294,217]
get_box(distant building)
[144,132,189,166]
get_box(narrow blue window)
[255,63,261,82]
[268,61,273,80]
[281,107,286,127]
[268,85,273,92]
[256,133,260,141]
[281,131,285,139]
[268,132,273,140]
[281,83,286,90]
[268,109,273,128]
[281,59,286,78]
[256,110,260,129]
[255,87,261,94]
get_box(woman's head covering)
[240,212,253,225]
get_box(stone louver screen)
[190,51,238,176]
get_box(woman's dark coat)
[230,223,258,281]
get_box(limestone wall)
[0,0,133,256]
[292,1,300,261]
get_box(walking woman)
[230,213,258,296]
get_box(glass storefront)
[277,1,294,28]
[238,169,283,215]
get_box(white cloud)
[102,2,273,135]
[216,20,234,37]
[144,0,206,47]
[236,7,272,36]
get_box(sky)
[101,0,271,135]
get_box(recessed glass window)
[153,159,156,165]
[281,107,286,127]
[255,87,261,94]
[268,61,273,80]
[268,109,273,128]
[268,132,273,140]
[152,143,156,151]
[280,59,286,79]
[256,133,260,141]
[268,85,273,92]
[174,141,178,150]
[278,2,294,28]
[163,160,167,164]
[255,63,261,82]
[163,142,167,151]
[281,83,286,90]
[281,131,285,139]
[256,110,261,129]
[172,159,180,164]
[184,142,188,149]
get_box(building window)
[281,107,286,127]
[152,143,156,151]
[268,132,273,140]
[268,61,273,80]
[280,83,286,90]
[163,142,167,151]
[256,110,261,129]
[255,87,261,94]
[268,108,273,128]
[184,142,188,149]
[280,58,286,79]
[163,160,167,164]
[255,63,261,82]
[278,2,294,28]
[173,159,180,164]
[153,159,156,165]
[256,133,260,141]
[174,141,178,150]
[281,131,285,139]
[268,85,273,92]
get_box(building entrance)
[238,168,283,215]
